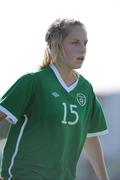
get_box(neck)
[53,62,78,86]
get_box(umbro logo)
[51,92,60,97]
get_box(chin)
[74,63,83,69]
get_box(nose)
[78,43,86,54]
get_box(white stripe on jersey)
[8,115,28,180]
[87,129,109,137]
[0,105,17,124]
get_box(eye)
[71,41,79,45]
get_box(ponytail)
[39,47,52,68]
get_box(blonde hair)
[40,18,85,68]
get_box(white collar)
[49,64,79,93]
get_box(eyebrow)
[72,39,88,42]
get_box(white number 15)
[61,102,79,125]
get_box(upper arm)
[84,136,101,154]
[0,112,11,139]
[0,111,7,121]
[85,136,100,146]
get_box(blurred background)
[76,93,120,179]
[0,0,120,179]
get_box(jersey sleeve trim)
[87,129,109,138]
[0,105,18,124]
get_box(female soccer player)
[0,18,109,180]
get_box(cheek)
[63,45,73,56]
[64,50,72,60]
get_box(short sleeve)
[87,91,109,137]
[0,74,34,124]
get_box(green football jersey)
[0,64,108,180]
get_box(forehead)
[65,25,87,41]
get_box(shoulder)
[28,66,50,79]
[20,66,49,81]
[78,74,93,91]
[17,66,51,89]
[76,73,96,103]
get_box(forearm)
[84,136,109,180]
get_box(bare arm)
[0,111,7,121]
[0,112,9,180]
[84,136,109,180]
[0,111,10,140]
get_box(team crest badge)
[76,93,86,106]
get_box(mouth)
[76,56,85,61]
